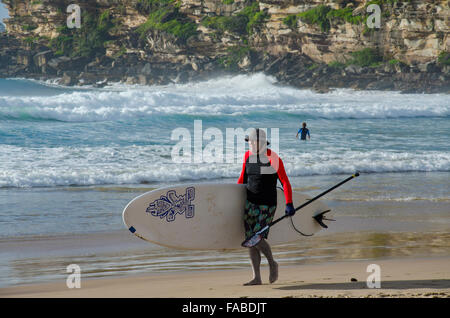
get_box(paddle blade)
[241,233,263,248]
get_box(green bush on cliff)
[348,48,383,67]
[202,2,268,36]
[326,7,363,25]
[297,5,331,32]
[73,10,114,57]
[285,5,364,32]
[202,15,248,35]
[136,2,197,42]
[50,9,115,58]
[328,48,384,68]
[437,51,450,66]
[50,26,73,56]
[240,2,269,34]
[328,61,346,69]
[218,45,251,70]
[22,24,38,31]
[283,14,298,30]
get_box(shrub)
[218,46,251,70]
[283,14,298,29]
[202,2,268,36]
[348,48,383,67]
[326,7,363,25]
[72,10,114,57]
[136,2,197,42]
[328,61,346,68]
[298,5,331,32]
[327,49,385,68]
[286,5,364,32]
[50,25,73,56]
[240,2,269,34]
[202,15,248,35]
[50,10,115,58]
[22,24,38,31]
[437,51,450,66]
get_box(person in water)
[296,122,310,140]
[237,128,295,285]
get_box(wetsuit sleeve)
[307,129,310,137]
[268,150,293,204]
[277,157,293,204]
[237,151,250,184]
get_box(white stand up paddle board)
[122,183,332,250]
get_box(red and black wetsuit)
[237,149,293,206]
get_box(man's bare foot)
[269,261,278,284]
[243,278,262,286]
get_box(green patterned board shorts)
[243,200,277,240]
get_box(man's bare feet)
[243,278,262,286]
[269,261,278,284]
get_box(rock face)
[0,0,449,93]
[258,0,449,64]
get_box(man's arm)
[276,157,293,204]
[268,150,293,204]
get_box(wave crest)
[0,75,448,122]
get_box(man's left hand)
[285,203,295,216]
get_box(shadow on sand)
[276,279,450,291]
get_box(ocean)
[0,74,449,287]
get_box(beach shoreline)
[1,228,449,289]
[1,256,449,298]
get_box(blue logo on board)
[146,187,195,222]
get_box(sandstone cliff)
[0,0,449,92]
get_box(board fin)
[313,210,334,229]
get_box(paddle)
[241,172,360,248]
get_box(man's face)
[249,139,258,153]
[249,139,266,154]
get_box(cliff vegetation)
[0,0,448,93]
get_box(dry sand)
[1,256,449,298]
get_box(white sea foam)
[0,74,448,122]
[1,75,449,188]
[1,144,449,188]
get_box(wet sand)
[1,257,449,298]
[1,198,449,297]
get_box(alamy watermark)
[66,4,81,29]
[366,4,381,29]
[66,264,81,288]
[171,120,279,167]
[366,264,381,289]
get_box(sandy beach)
[2,256,449,298]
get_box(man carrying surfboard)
[238,128,295,285]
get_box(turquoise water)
[0,75,449,237]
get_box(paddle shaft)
[266,172,360,229]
